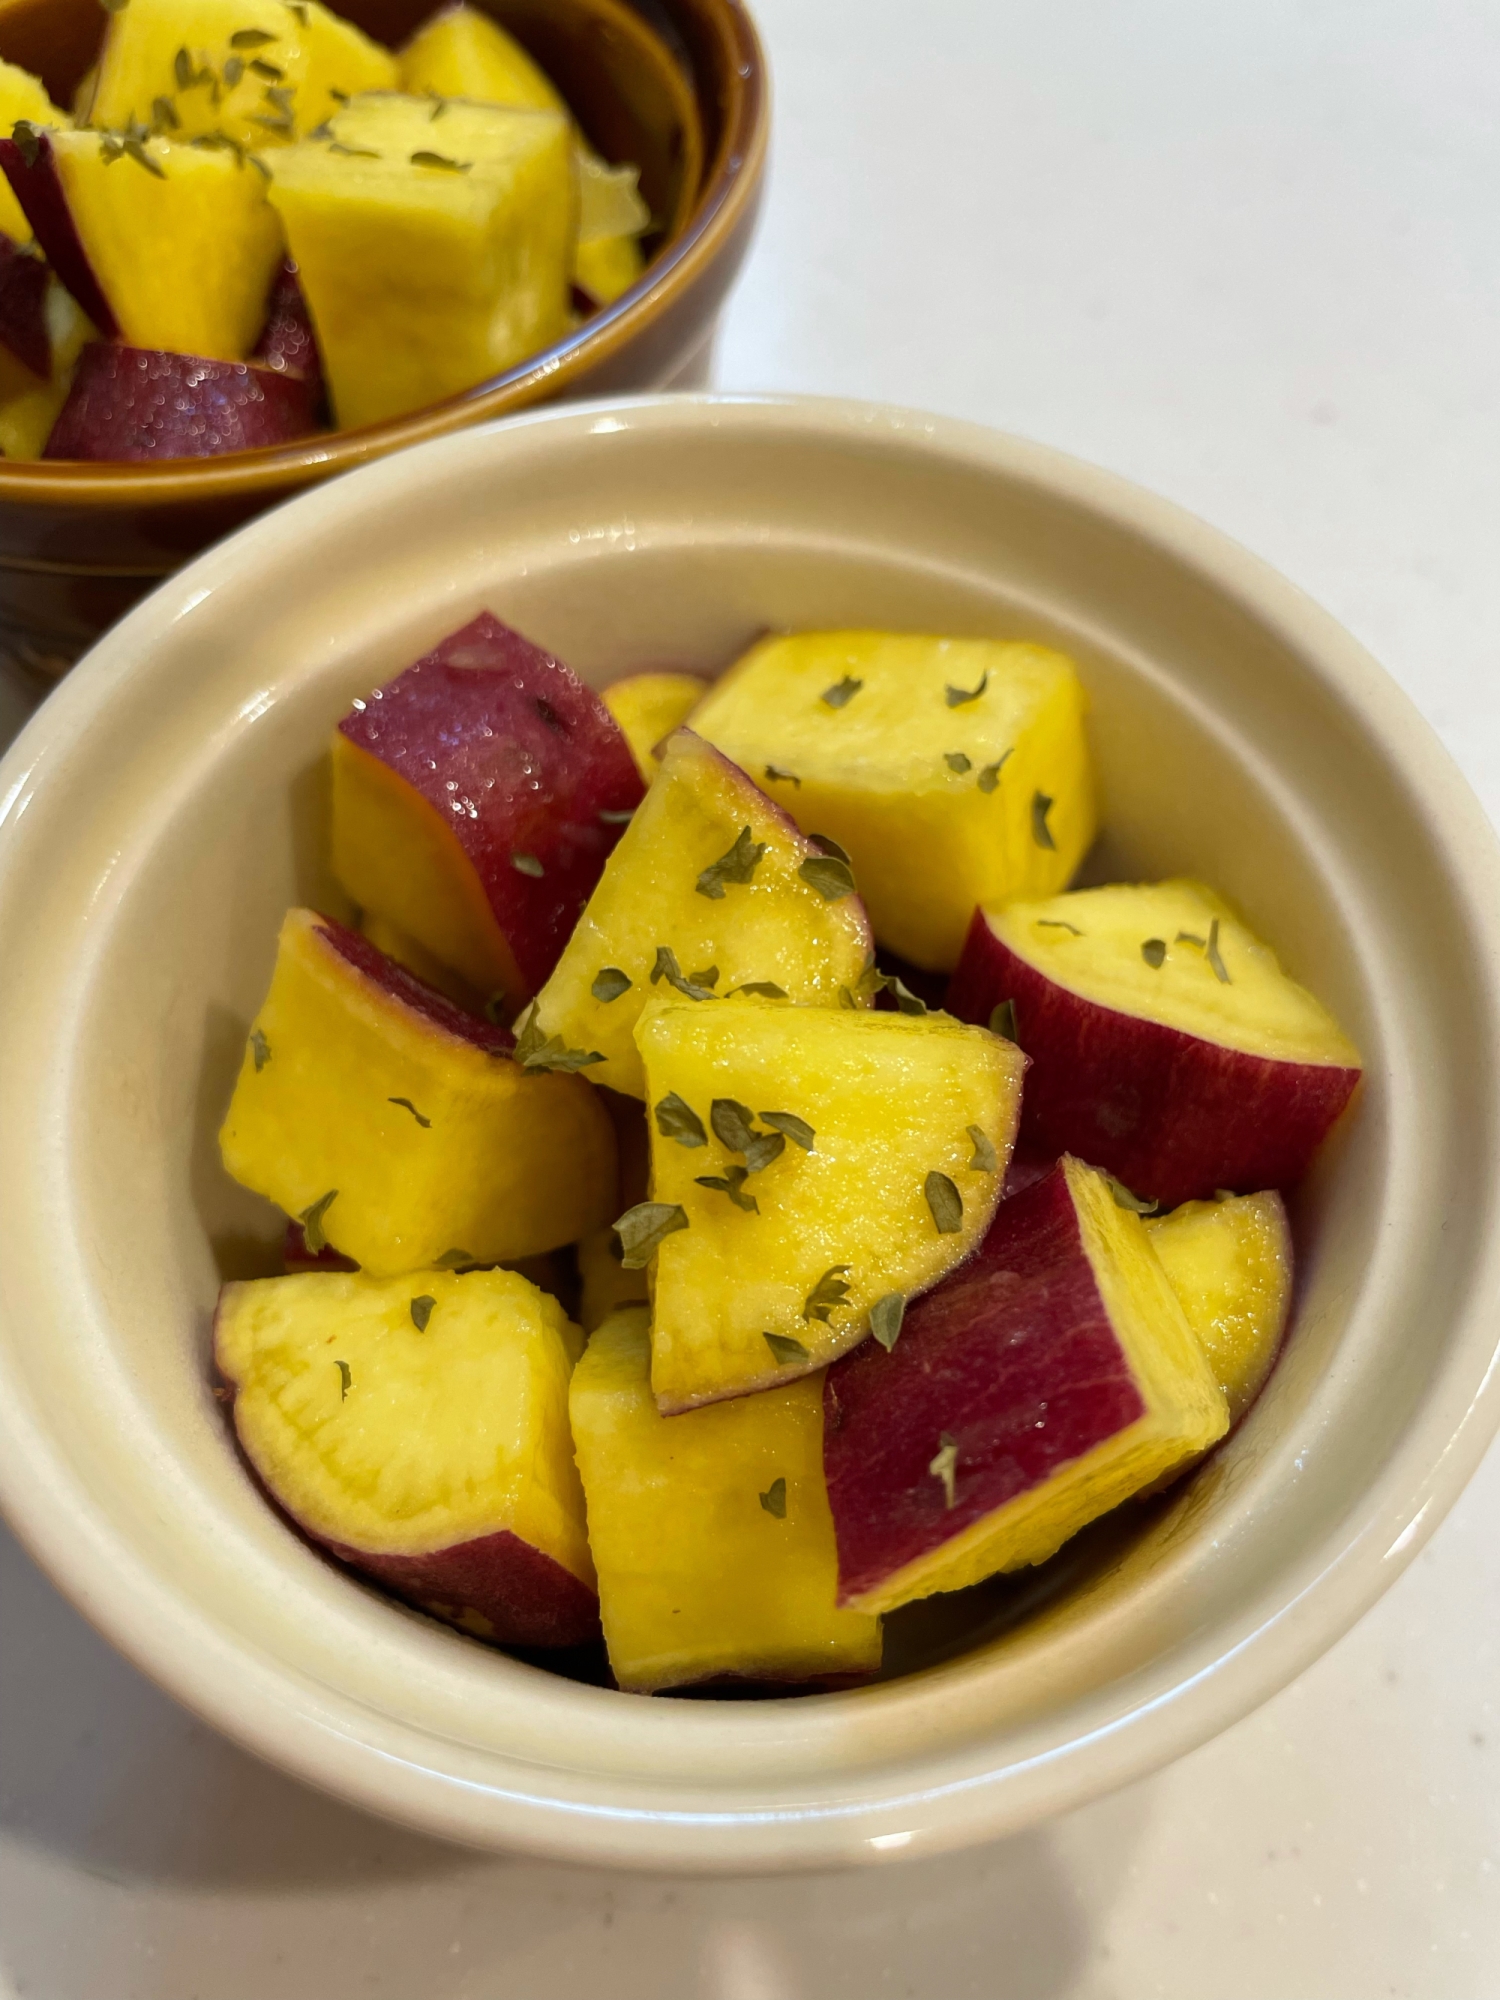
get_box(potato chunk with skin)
[690,631,1096,971]
[570,1307,881,1692]
[215,1266,598,1647]
[824,1158,1229,1614]
[1147,1191,1292,1422]
[637,998,1025,1411]
[0,129,285,362]
[945,880,1361,1208]
[87,0,397,149]
[218,908,616,1275]
[531,729,873,1100]
[602,672,709,782]
[266,93,573,429]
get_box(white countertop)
[3,1,1498,1992]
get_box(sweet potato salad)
[213,613,1360,1692]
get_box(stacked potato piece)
[0,1,650,459]
[215,614,1360,1691]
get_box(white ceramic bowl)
[2,395,1499,1872]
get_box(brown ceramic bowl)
[0,0,766,680]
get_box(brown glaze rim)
[0,0,767,509]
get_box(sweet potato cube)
[0,127,285,361]
[399,4,565,114]
[331,611,644,1009]
[690,631,1096,971]
[636,997,1024,1410]
[945,879,1362,1207]
[215,1265,598,1646]
[87,0,397,149]
[532,729,873,1100]
[265,92,572,428]
[0,278,92,459]
[1148,1190,1292,1422]
[601,672,708,782]
[218,909,616,1275]
[569,1307,881,1691]
[823,1158,1230,1615]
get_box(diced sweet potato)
[601,672,708,781]
[215,1265,598,1647]
[45,343,317,460]
[635,996,1024,1410]
[945,880,1362,1207]
[569,1306,881,1691]
[690,631,1096,970]
[532,729,873,1100]
[87,0,397,149]
[823,1157,1229,1614]
[331,611,644,1009]
[218,908,616,1275]
[265,91,573,428]
[1147,1190,1292,1422]
[0,58,60,245]
[398,4,565,114]
[0,278,92,459]
[0,126,285,362]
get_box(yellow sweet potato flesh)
[333,732,525,1006]
[0,283,93,458]
[532,729,872,1100]
[690,631,1096,970]
[216,1265,591,1584]
[48,129,284,361]
[1148,1191,1292,1421]
[639,998,1024,1410]
[266,92,573,428]
[992,880,1361,1065]
[860,1158,1230,1610]
[601,672,708,782]
[88,0,397,148]
[0,58,59,241]
[570,1307,881,1691]
[398,4,565,114]
[218,908,616,1274]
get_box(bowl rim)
[3,391,1500,1870]
[0,0,768,508]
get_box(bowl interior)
[0,398,1497,1864]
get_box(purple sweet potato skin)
[322,1528,602,1649]
[0,130,118,337]
[252,260,324,409]
[0,232,52,377]
[44,344,317,460]
[311,911,514,1053]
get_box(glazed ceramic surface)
[0,0,766,678]
[0,395,1497,1871]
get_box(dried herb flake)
[758,1111,814,1152]
[694,1164,758,1212]
[988,998,1019,1042]
[650,944,717,1001]
[1105,1173,1159,1216]
[511,851,544,877]
[1142,937,1167,968]
[945,671,989,708]
[966,1124,997,1172]
[924,1170,963,1234]
[799,853,856,901]
[410,1294,436,1332]
[591,965,632,1003]
[598,806,635,824]
[765,765,800,786]
[710,1097,758,1153]
[614,1200,689,1269]
[1037,918,1081,936]
[299,1188,337,1253]
[229,26,277,46]
[696,824,767,899]
[759,1476,787,1518]
[10,121,41,167]
[732,981,788,999]
[944,751,972,773]
[152,94,180,128]
[435,1248,474,1269]
[803,1265,852,1323]
[249,1027,271,1071]
[411,149,470,171]
[821,674,863,709]
[1205,916,1231,983]
[388,1096,431,1127]
[763,1331,811,1367]
[335,1358,351,1401]
[870,1292,906,1352]
[655,1092,707,1148]
[512,1003,605,1074]
[977,751,1011,794]
[743,1129,786,1174]
[1031,790,1057,850]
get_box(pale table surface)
[3,2,1498,1994]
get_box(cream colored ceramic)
[0,396,1497,1872]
